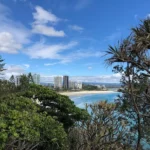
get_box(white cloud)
[0,32,22,53]
[24,39,103,64]
[0,3,31,53]
[3,64,31,79]
[3,65,25,79]
[75,0,91,10]
[63,49,103,63]
[146,14,150,19]
[33,6,60,24]
[40,75,55,83]
[32,24,65,37]
[44,63,58,66]
[88,66,92,70]
[32,6,65,37]
[25,41,78,59]
[23,64,30,69]
[69,25,84,32]
[70,74,121,83]
[72,50,102,58]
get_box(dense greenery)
[0,56,5,73]
[68,101,133,150]
[106,19,150,149]
[0,94,67,150]
[0,64,89,149]
[1,18,150,150]
[19,84,89,130]
[67,19,150,150]
[82,84,99,90]
[82,84,107,91]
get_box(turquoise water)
[70,92,120,108]
[70,92,150,149]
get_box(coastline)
[59,90,117,96]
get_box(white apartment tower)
[54,76,62,89]
[33,74,40,85]
[75,82,82,89]
[69,81,76,89]
[15,75,21,86]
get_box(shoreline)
[59,90,118,96]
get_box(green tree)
[0,80,17,97]
[0,56,5,73]
[0,94,67,150]
[18,73,36,91]
[68,101,132,150]
[18,74,30,91]
[106,19,150,149]
[82,84,98,91]
[9,75,16,90]
[9,75,15,83]
[20,84,89,130]
[28,73,34,84]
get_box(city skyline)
[54,75,83,89]
[41,74,121,83]
[2,73,121,83]
[0,0,149,83]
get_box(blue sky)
[0,0,150,83]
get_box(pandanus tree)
[68,101,132,150]
[106,19,150,149]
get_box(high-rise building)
[75,82,82,89]
[15,75,21,86]
[54,76,62,89]
[63,75,69,89]
[69,81,76,89]
[33,74,40,85]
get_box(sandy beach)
[59,90,117,96]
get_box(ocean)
[70,92,120,108]
[70,92,150,149]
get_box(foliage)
[82,84,99,90]
[0,80,17,97]
[106,19,150,149]
[0,57,90,149]
[9,75,15,84]
[19,84,89,130]
[0,56,5,73]
[0,94,67,150]
[0,73,34,97]
[28,73,34,84]
[68,101,133,150]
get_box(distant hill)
[40,82,121,88]
[83,82,121,88]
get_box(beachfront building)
[96,85,102,88]
[69,81,76,89]
[33,74,40,85]
[54,76,62,89]
[15,75,21,86]
[63,75,69,89]
[75,82,82,89]
[69,81,83,90]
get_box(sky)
[0,0,150,83]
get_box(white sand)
[59,90,117,96]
